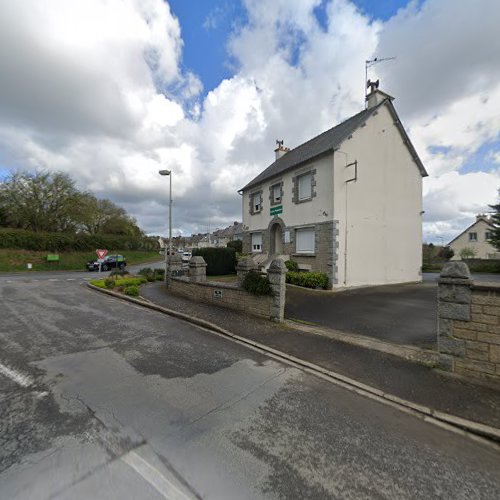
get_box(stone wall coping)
[471,281,500,291]
[171,276,239,291]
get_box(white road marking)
[0,362,34,388]
[66,278,75,281]
[48,278,58,281]
[122,450,194,500]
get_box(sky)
[0,0,498,243]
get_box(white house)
[448,215,498,260]
[239,86,427,289]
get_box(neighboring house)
[239,86,427,289]
[213,221,244,247]
[448,215,499,260]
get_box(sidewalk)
[140,282,500,432]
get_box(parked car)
[181,252,192,263]
[86,254,127,272]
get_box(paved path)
[1,280,500,498]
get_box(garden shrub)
[154,268,165,281]
[241,271,273,296]
[109,269,130,278]
[285,260,299,272]
[286,271,329,289]
[227,240,243,253]
[104,277,114,289]
[192,247,236,275]
[124,285,139,296]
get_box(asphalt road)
[1,280,500,499]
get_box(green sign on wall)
[270,205,283,216]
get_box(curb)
[87,283,500,449]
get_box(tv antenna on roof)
[364,56,396,107]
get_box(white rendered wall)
[333,104,423,287]
[242,154,334,233]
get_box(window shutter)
[298,173,312,200]
[296,228,315,253]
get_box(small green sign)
[270,205,283,216]
[46,254,60,262]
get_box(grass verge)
[0,249,161,272]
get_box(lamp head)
[159,169,171,176]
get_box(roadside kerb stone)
[86,282,500,447]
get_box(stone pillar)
[267,258,287,322]
[169,254,183,277]
[189,256,207,283]
[438,262,472,370]
[236,257,257,285]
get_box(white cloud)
[0,0,499,240]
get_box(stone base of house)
[243,220,338,287]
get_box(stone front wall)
[438,262,500,385]
[170,278,274,319]
[242,220,338,286]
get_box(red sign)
[96,249,108,260]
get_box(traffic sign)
[96,249,108,260]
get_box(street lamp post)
[159,170,172,284]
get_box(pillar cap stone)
[189,256,207,267]
[236,257,256,270]
[268,258,287,273]
[440,262,471,280]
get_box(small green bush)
[114,277,147,287]
[227,240,243,253]
[155,268,165,281]
[138,267,153,276]
[104,277,115,289]
[192,247,236,275]
[285,260,299,272]
[241,271,273,296]
[124,285,139,296]
[90,279,106,288]
[286,271,329,289]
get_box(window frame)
[468,232,478,242]
[251,232,263,253]
[249,191,262,214]
[295,227,315,254]
[297,172,312,201]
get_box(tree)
[0,171,82,232]
[459,247,476,259]
[78,194,142,236]
[489,192,500,251]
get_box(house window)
[298,173,312,200]
[469,232,477,242]
[485,231,493,241]
[296,228,315,253]
[250,192,262,214]
[252,233,262,252]
[272,184,281,204]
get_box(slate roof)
[240,98,426,192]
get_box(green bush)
[104,277,115,289]
[192,247,236,275]
[285,260,299,272]
[124,285,139,296]
[154,268,165,281]
[286,271,329,289]
[138,267,153,276]
[241,271,273,296]
[464,259,500,273]
[227,240,243,253]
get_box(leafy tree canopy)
[489,191,500,251]
[0,171,142,236]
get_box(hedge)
[241,271,273,296]
[286,271,329,289]
[192,247,236,275]
[0,227,158,251]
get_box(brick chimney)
[275,139,290,160]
